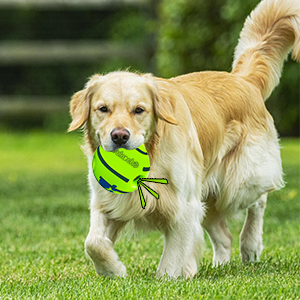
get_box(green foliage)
[0,3,298,135]
[0,132,299,299]
[0,8,117,40]
[0,7,149,97]
[0,7,150,131]
[157,0,299,136]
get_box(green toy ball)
[92,144,150,194]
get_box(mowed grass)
[0,131,299,300]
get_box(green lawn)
[0,131,299,299]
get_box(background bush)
[156,0,299,136]
[0,7,150,97]
[0,1,298,135]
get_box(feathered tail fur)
[232,0,300,101]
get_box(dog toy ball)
[92,144,150,194]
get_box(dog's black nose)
[111,128,130,145]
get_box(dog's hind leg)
[240,193,267,262]
[202,203,233,265]
[85,202,127,277]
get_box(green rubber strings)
[137,178,168,209]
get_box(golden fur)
[68,0,299,278]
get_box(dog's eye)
[134,107,144,114]
[99,106,108,113]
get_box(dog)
[68,0,300,278]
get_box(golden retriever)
[68,0,300,278]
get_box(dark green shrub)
[157,0,299,136]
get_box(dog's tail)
[232,0,300,101]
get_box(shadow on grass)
[194,257,300,281]
[0,173,88,200]
[114,256,300,282]
[21,202,88,217]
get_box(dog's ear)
[68,90,88,132]
[68,75,101,132]
[154,90,178,125]
[143,74,178,125]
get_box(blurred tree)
[0,7,149,97]
[157,0,299,136]
[0,6,149,130]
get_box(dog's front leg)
[157,203,204,279]
[85,202,126,277]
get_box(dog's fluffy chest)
[88,163,182,223]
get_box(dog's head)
[68,71,178,152]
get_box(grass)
[0,131,299,299]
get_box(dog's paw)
[95,261,127,278]
[157,263,198,279]
[240,240,263,262]
[116,262,127,277]
[85,235,127,277]
[212,256,230,267]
